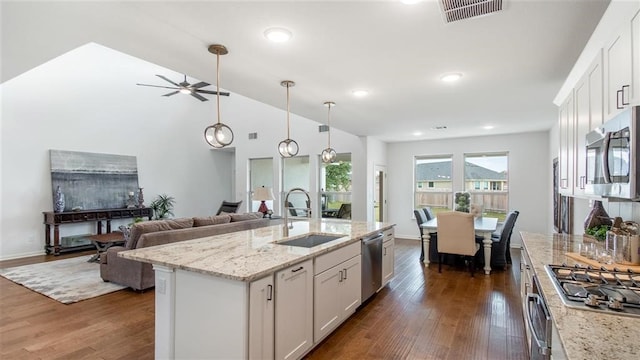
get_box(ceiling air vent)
[248,132,258,140]
[319,125,329,133]
[439,0,504,23]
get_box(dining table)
[421,216,498,275]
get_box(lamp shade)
[253,186,274,201]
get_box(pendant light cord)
[327,103,332,148]
[216,51,221,125]
[286,83,291,139]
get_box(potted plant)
[150,194,176,220]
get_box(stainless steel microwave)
[585,106,639,200]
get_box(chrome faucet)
[283,187,311,237]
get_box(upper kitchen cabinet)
[574,51,604,196]
[604,7,640,119]
[558,92,574,195]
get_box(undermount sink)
[275,234,344,248]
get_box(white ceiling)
[2,0,610,142]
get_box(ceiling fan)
[136,74,230,102]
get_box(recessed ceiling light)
[401,0,422,4]
[413,131,423,136]
[440,73,463,82]
[352,89,369,97]
[264,27,292,43]
[483,125,495,130]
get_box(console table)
[43,208,153,255]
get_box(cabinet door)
[587,50,604,130]
[340,255,362,316]
[604,22,632,118]
[574,76,589,195]
[249,275,274,360]
[382,239,395,285]
[559,93,574,194]
[631,9,640,105]
[313,265,342,343]
[275,259,313,360]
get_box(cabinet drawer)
[383,227,394,242]
[315,241,360,275]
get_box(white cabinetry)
[313,241,361,343]
[520,247,533,347]
[275,259,313,360]
[249,275,275,360]
[573,52,603,196]
[604,8,640,119]
[382,228,395,286]
[558,92,574,194]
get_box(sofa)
[100,212,270,290]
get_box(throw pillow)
[229,212,264,222]
[126,217,194,249]
[193,214,231,227]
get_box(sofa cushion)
[193,214,231,227]
[230,212,264,222]
[126,217,194,249]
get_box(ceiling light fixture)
[483,125,495,130]
[352,89,369,97]
[401,0,422,4]
[204,44,234,148]
[278,80,299,158]
[440,73,462,82]
[264,27,292,42]
[413,131,423,136]
[321,101,337,163]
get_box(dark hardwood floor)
[0,239,527,359]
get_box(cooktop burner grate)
[545,264,640,318]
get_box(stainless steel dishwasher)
[361,232,383,301]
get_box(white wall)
[387,131,550,245]
[0,44,237,259]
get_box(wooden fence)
[415,190,508,214]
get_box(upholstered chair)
[436,211,480,276]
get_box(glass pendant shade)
[321,148,337,163]
[278,138,299,158]
[204,44,234,148]
[204,123,234,148]
[279,80,298,158]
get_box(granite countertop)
[520,231,640,360]
[120,219,394,282]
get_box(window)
[320,153,352,218]
[249,158,274,212]
[283,156,310,216]
[463,153,509,221]
[414,155,453,214]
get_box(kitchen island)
[520,231,640,360]
[121,219,394,360]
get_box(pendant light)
[204,44,234,148]
[278,80,299,158]
[321,101,337,163]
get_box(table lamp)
[253,186,274,217]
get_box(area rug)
[0,255,126,304]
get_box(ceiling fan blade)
[162,91,180,97]
[190,81,210,89]
[190,92,208,102]
[156,75,181,87]
[136,83,180,90]
[196,89,230,96]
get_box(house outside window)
[414,155,453,214]
[320,153,352,218]
[463,152,509,221]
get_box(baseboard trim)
[0,250,46,262]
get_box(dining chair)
[421,207,440,262]
[216,200,242,215]
[336,203,351,219]
[490,210,519,268]
[436,211,480,276]
[413,209,429,262]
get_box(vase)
[583,200,612,230]
[54,186,65,213]
[137,187,145,208]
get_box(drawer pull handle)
[267,284,273,301]
[291,266,304,273]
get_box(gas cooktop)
[545,264,640,318]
